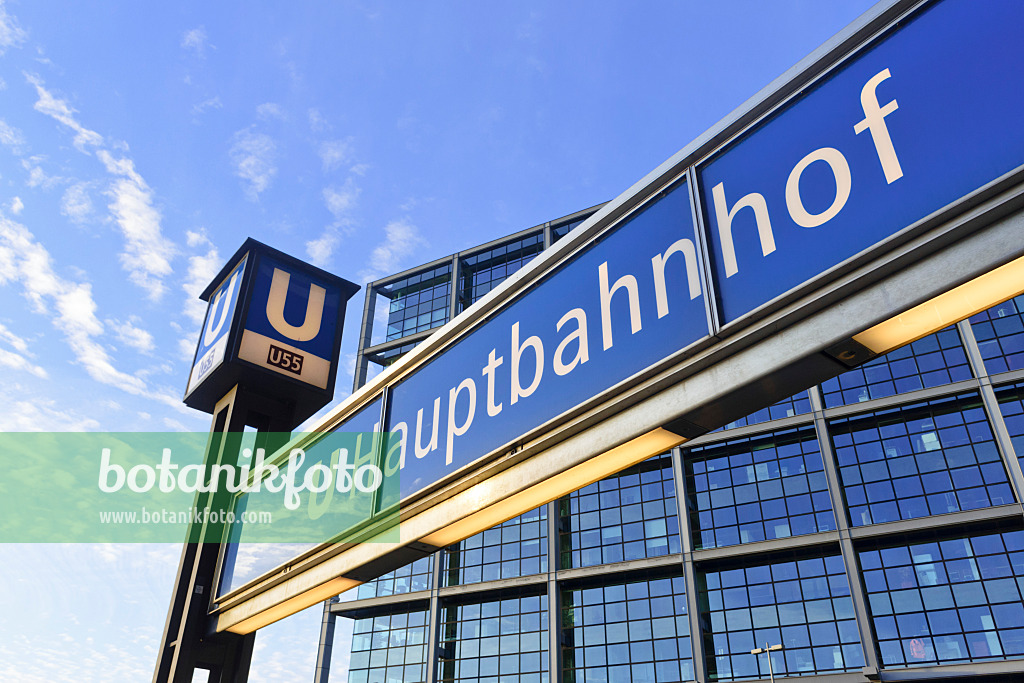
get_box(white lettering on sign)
[204,269,239,341]
[854,68,903,184]
[785,147,852,228]
[266,268,326,342]
[714,68,904,277]
[386,233,704,472]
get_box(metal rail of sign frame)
[207,0,1024,634]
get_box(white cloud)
[9,196,22,215]
[0,244,14,285]
[318,138,353,172]
[360,218,427,282]
[182,229,220,326]
[185,229,210,249]
[304,232,339,268]
[25,73,104,151]
[181,27,208,56]
[0,214,181,406]
[0,321,28,352]
[0,347,47,377]
[108,316,155,353]
[0,0,27,55]
[322,180,359,220]
[162,416,192,431]
[22,157,59,189]
[230,128,277,201]
[97,151,176,300]
[61,182,94,224]
[0,322,45,378]
[177,336,195,361]
[191,96,222,116]
[256,102,285,121]
[308,108,328,133]
[0,118,24,150]
[304,180,360,267]
[26,75,177,299]
[0,399,99,431]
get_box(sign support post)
[154,238,359,683]
[153,387,295,683]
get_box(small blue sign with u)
[237,256,342,389]
[187,255,247,395]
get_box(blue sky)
[0,1,878,680]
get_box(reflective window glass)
[860,530,1024,667]
[458,233,544,312]
[996,383,1024,462]
[830,393,1014,527]
[686,428,835,549]
[339,555,434,602]
[348,609,429,683]
[714,391,812,432]
[820,327,971,408]
[438,594,548,683]
[443,507,547,586]
[563,575,693,683]
[560,453,680,569]
[970,294,1024,375]
[700,554,865,679]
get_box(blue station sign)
[325,0,1024,510]
[698,0,1024,325]
[212,0,1024,619]
[183,239,359,424]
[186,255,247,397]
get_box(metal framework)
[322,319,1024,682]
[352,204,604,390]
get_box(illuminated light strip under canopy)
[853,254,1024,355]
[225,576,360,635]
[220,428,683,634]
[419,428,685,548]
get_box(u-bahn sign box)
[184,238,360,422]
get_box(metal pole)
[313,598,338,683]
[750,643,782,683]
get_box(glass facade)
[562,575,693,683]
[686,428,834,550]
[443,507,548,586]
[340,556,434,602]
[458,231,544,312]
[381,265,452,342]
[970,293,1024,375]
[438,594,549,683]
[861,530,1024,667]
[356,208,599,378]
[334,217,1024,683]
[559,454,680,569]
[550,218,587,244]
[997,383,1024,459]
[348,609,430,683]
[831,394,1012,527]
[700,554,864,679]
[715,391,812,432]
[819,326,972,408]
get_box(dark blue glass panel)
[860,530,1024,668]
[820,327,970,408]
[830,394,1014,527]
[686,428,835,549]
